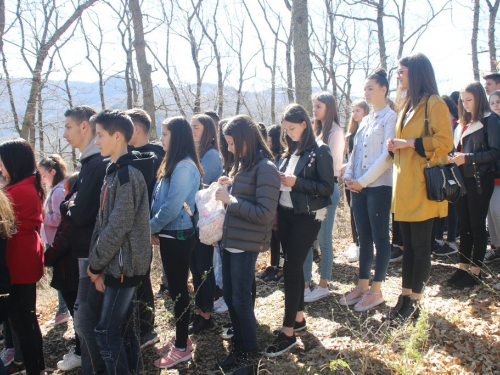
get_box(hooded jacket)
[88,151,152,288]
[65,139,108,258]
[131,142,165,201]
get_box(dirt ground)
[31,203,500,374]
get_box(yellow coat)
[392,95,454,222]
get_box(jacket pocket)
[413,156,426,183]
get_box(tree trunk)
[486,0,500,72]
[19,0,99,141]
[37,91,44,155]
[376,0,387,71]
[129,0,157,139]
[472,0,480,80]
[292,0,313,116]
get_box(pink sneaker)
[339,287,367,306]
[354,290,384,312]
[154,346,192,369]
[155,337,193,355]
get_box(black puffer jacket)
[279,141,335,214]
[44,202,79,292]
[221,156,280,252]
[456,112,500,192]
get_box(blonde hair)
[0,190,15,239]
[346,100,369,137]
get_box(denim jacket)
[344,106,396,188]
[201,148,223,185]
[150,158,201,234]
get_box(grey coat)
[221,156,280,252]
[88,152,152,287]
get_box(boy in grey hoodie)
[87,110,152,374]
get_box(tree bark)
[472,0,480,80]
[376,0,387,71]
[292,0,313,116]
[19,0,99,141]
[129,0,157,139]
[485,0,500,72]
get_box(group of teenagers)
[0,51,499,375]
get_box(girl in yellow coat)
[386,53,453,324]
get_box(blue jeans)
[352,186,392,282]
[435,202,458,242]
[74,259,105,375]
[221,250,258,351]
[303,184,340,283]
[95,287,140,375]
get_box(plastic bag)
[195,182,226,245]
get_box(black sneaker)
[452,272,481,290]
[155,284,168,298]
[390,299,420,326]
[265,332,296,357]
[263,267,278,282]
[260,266,274,280]
[278,276,285,285]
[433,243,458,256]
[216,348,241,371]
[188,315,215,334]
[446,268,469,286]
[389,246,403,263]
[383,294,410,322]
[5,361,25,375]
[140,331,160,349]
[484,247,500,263]
[272,318,307,336]
[221,328,234,340]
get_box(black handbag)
[423,98,466,203]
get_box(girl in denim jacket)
[150,117,203,369]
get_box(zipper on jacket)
[304,166,310,212]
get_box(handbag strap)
[424,98,429,136]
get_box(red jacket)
[5,176,44,284]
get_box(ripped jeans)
[94,286,140,375]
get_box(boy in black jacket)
[62,106,108,374]
[87,110,152,374]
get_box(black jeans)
[435,203,458,242]
[455,174,495,268]
[270,230,281,267]
[400,219,434,294]
[159,235,196,349]
[190,240,215,313]
[278,206,322,328]
[392,214,404,247]
[2,319,22,362]
[345,189,359,245]
[60,290,82,356]
[9,284,45,374]
[137,264,155,334]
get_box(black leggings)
[345,189,359,245]
[137,264,155,334]
[9,284,45,375]
[270,230,281,267]
[279,206,322,328]
[455,174,494,268]
[400,219,434,294]
[60,290,81,356]
[159,235,196,349]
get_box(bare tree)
[485,0,500,72]
[129,0,157,139]
[472,0,480,80]
[11,0,99,142]
[292,0,313,115]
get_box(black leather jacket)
[458,112,500,193]
[279,141,335,214]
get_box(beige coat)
[392,95,454,222]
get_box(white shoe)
[45,310,71,326]
[345,244,359,263]
[304,288,312,299]
[446,241,458,252]
[304,286,329,302]
[214,297,228,313]
[57,352,81,371]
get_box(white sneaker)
[304,288,312,299]
[45,310,71,326]
[446,242,458,252]
[304,286,329,302]
[57,352,81,371]
[345,244,359,263]
[214,297,228,313]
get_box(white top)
[225,248,244,254]
[279,152,300,208]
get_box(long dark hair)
[441,95,459,120]
[38,154,68,188]
[0,138,45,202]
[192,114,219,158]
[458,82,492,125]
[223,115,273,176]
[396,53,439,112]
[218,119,234,173]
[267,124,284,159]
[312,92,340,144]
[281,104,317,159]
[157,117,203,181]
